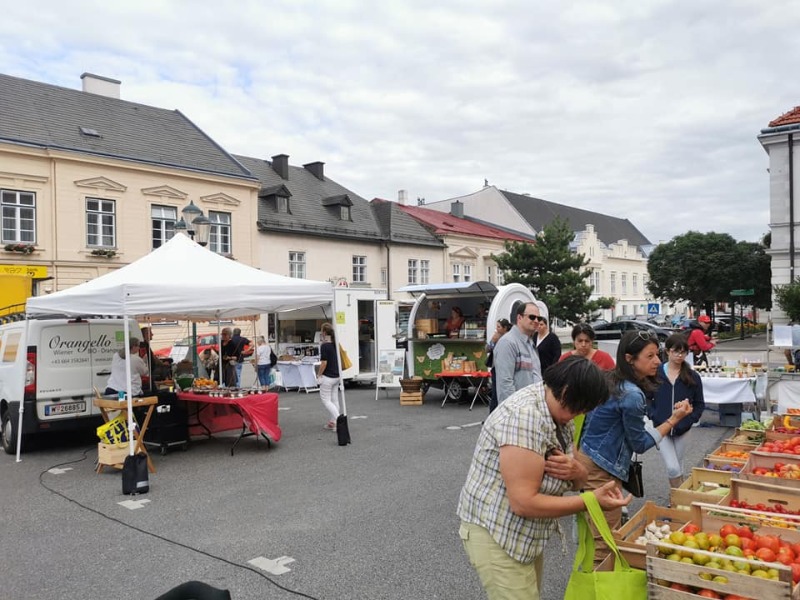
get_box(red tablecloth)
[178,392,282,442]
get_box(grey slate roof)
[370,200,446,247]
[0,73,254,180]
[235,154,443,246]
[500,190,652,248]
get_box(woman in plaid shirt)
[457,356,631,599]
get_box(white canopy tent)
[21,233,342,461]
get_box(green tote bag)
[564,491,647,600]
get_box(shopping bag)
[564,492,646,600]
[96,414,133,444]
[122,453,149,495]
[338,344,353,371]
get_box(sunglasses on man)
[524,314,546,323]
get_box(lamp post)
[175,201,213,374]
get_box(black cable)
[38,450,322,600]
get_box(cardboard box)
[414,318,438,334]
[400,392,423,406]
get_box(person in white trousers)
[317,322,341,431]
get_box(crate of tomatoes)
[740,451,800,490]
[758,436,800,458]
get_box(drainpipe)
[791,133,795,282]
[384,242,391,299]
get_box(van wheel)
[1,411,18,455]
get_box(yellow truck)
[0,274,32,317]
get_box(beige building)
[0,73,260,346]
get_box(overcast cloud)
[2,0,798,244]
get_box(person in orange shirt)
[559,323,615,370]
[445,306,466,338]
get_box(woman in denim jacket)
[576,330,692,563]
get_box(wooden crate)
[739,450,800,489]
[702,456,744,473]
[688,501,800,543]
[399,391,423,406]
[669,468,731,509]
[646,541,795,600]
[727,427,765,445]
[767,415,800,442]
[97,442,128,469]
[612,501,690,569]
[726,478,800,513]
[708,441,754,462]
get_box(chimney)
[271,154,289,180]
[80,73,121,99]
[398,190,408,205]
[450,200,464,218]
[303,161,324,181]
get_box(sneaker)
[324,421,336,431]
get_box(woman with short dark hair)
[457,356,630,599]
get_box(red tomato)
[670,583,691,592]
[683,523,701,535]
[792,563,800,584]
[739,537,756,552]
[736,526,754,539]
[756,547,778,562]
[791,542,800,557]
[743,548,756,558]
[720,524,738,538]
[758,535,781,554]
[697,590,721,599]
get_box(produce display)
[727,499,800,517]
[772,417,800,434]
[714,450,751,460]
[759,438,800,455]
[705,463,743,473]
[750,462,800,480]
[741,419,767,432]
[192,378,218,389]
[633,520,675,545]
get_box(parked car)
[647,313,672,327]
[592,319,672,343]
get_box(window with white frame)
[151,205,177,249]
[463,264,473,282]
[340,205,351,221]
[610,272,616,294]
[486,265,493,283]
[352,255,366,283]
[408,259,418,284]
[420,260,430,284]
[277,196,289,213]
[86,197,116,247]
[621,273,627,295]
[632,274,638,295]
[289,251,306,279]
[452,263,461,282]
[1,189,36,244]
[208,211,231,255]
[591,270,601,293]
[497,269,505,285]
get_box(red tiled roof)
[769,106,800,127]
[386,201,532,242]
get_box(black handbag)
[122,453,150,495]
[269,350,278,367]
[622,455,644,497]
[336,414,351,446]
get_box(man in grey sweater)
[491,301,543,408]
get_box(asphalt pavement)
[0,381,735,600]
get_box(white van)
[0,317,141,454]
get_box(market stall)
[277,360,320,393]
[19,233,335,462]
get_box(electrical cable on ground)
[38,449,322,600]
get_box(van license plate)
[45,402,86,416]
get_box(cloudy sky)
[2,0,798,244]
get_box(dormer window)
[322,194,353,221]
[259,184,292,214]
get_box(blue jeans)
[257,364,271,387]
[235,362,244,387]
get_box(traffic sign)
[647,303,659,315]
[730,289,754,296]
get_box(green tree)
[492,217,613,323]
[775,279,800,322]
[647,231,771,313]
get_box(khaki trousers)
[574,449,623,567]
[459,521,543,600]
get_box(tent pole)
[15,317,31,462]
[216,317,222,387]
[123,317,135,456]
[331,293,347,419]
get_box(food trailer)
[397,281,535,400]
